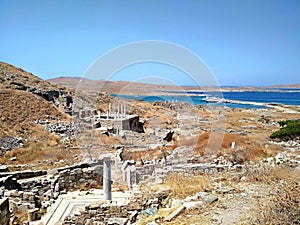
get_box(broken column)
[100,154,112,200]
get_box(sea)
[112,88,300,109]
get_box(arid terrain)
[0,62,299,225]
[49,76,300,94]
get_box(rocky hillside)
[0,62,73,159]
[0,62,73,109]
[0,62,69,91]
[0,89,70,138]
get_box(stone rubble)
[0,136,23,153]
[35,121,76,143]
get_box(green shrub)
[270,120,300,141]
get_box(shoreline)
[112,92,300,113]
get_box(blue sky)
[0,0,299,86]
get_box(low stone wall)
[0,164,104,218]
[0,198,10,225]
[0,170,47,179]
[63,185,171,225]
[58,166,103,191]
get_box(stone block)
[107,217,128,225]
[165,205,186,222]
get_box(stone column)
[120,103,123,118]
[100,154,112,201]
[123,101,126,117]
[108,103,111,117]
[117,103,120,118]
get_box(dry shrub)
[177,135,198,146]
[192,131,266,158]
[246,178,299,225]
[10,208,28,225]
[244,164,294,184]
[229,147,269,164]
[164,172,212,199]
[248,147,268,161]
[56,153,65,161]
[112,181,129,191]
[237,165,300,225]
[0,141,78,170]
[194,145,205,156]
[88,180,101,189]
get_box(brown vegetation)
[164,172,212,199]
[242,166,300,225]
[0,89,70,138]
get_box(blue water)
[219,91,300,106]
[112,91,300,108]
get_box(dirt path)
[208,183,270,225]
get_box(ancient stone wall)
[98,115,141,133]
[0,164,103,215]
[58,166,103,191]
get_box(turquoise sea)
[112,89,300,109]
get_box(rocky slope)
[0,62,73,109]
[0,62,74,164]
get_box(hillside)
[48,76,300,95]
[0,62,74,166]
[0,62,74,111]
[0,62,69,92]
[0,89,70,139]
[48,77,184,94]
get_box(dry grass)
[241,166,300,225]
[192,131,272,162]
[0,145,66,165]
[164,172,212,199]
[244,164,296,184]
[10,206,28,225]
[0,88,70,139]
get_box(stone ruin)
[0,162,103,223]
[73,102,144,135]
[0,141,299,224]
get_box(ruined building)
[73,102,144,134]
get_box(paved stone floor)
[31,189,130,225]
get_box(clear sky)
[0,0,299,86]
